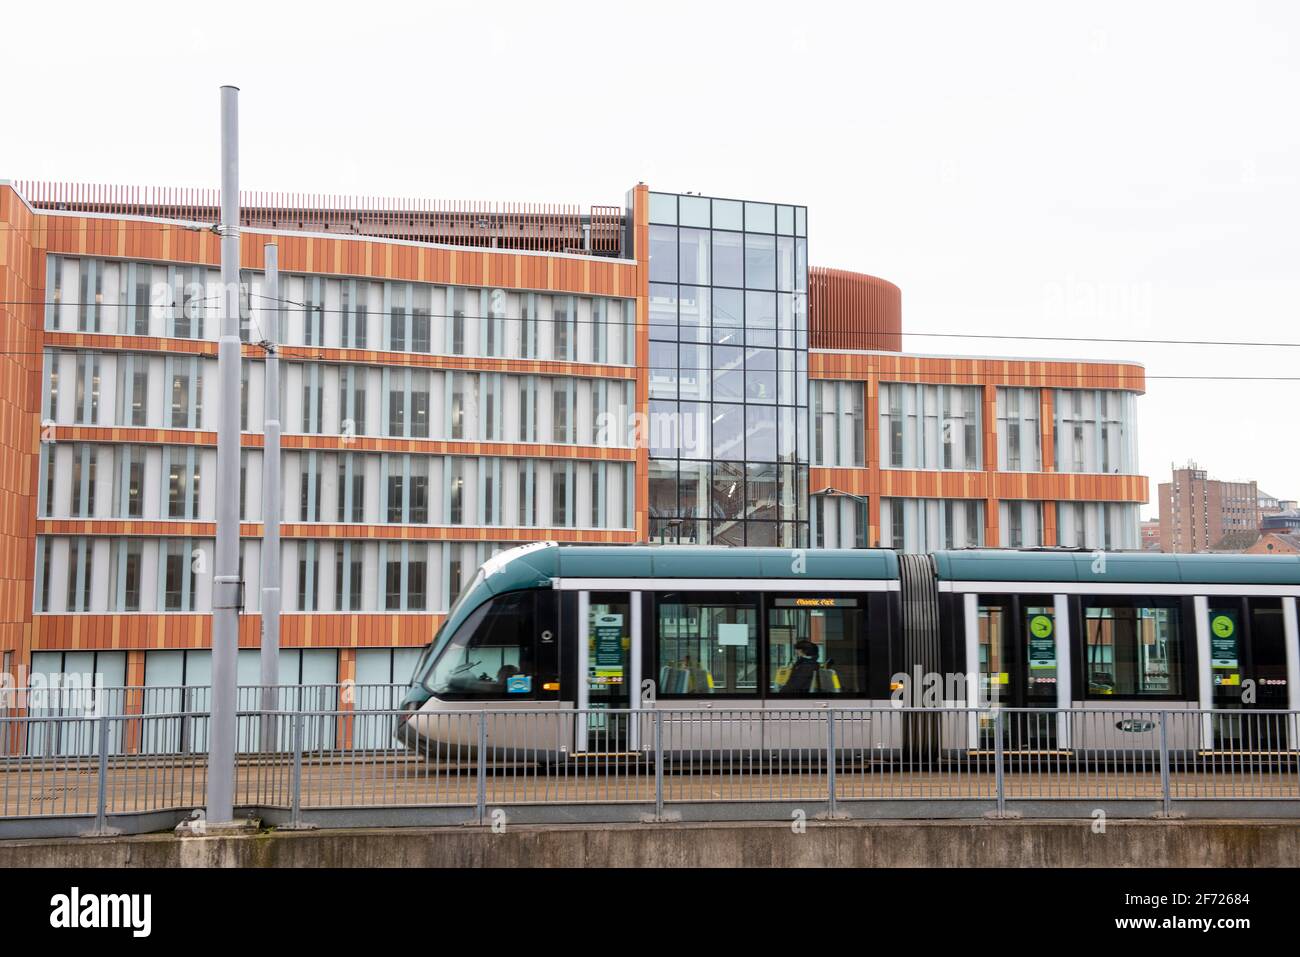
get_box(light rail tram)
[396,543,1300,762]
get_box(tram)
[396,543,1300,760]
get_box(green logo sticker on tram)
[1210,611,1239,668]
[1028,614,1056,670]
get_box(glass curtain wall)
[647,191,809,547]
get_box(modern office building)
[0,179,1148,691]
[1158,463,1259,553]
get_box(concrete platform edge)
[2,818,1298,868]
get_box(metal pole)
[94,714,110,834]
[476,712,488,825]
[1159,711,1171,817]
[993,708,1005,817]
[826,709,837,818]
[654,709,664,820]
[290,710,303,828]
[207,84,241,824]
[259,243,281,751]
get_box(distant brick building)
[1247,532,1300,555]
[1158,464,1259,553]
[1140,519,1161,551]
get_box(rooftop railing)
[11,181,627,257]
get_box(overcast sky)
[4,1,1297,517]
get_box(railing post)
[826,708,837,818]
[93,713,111,834]
[476,712,488,826]
[654,709,664,821]
[182,685,192,755]
[1159,710,1171,817]
[260,685,278,754]
[290,710,303,828]
[993,708,1005,817]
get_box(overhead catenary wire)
[7,350,1296,383]
[3,298,1299,384]
[0,329,1290,380]
[4,226,1295,350]
[899,330,1300,349]
[8,297,1300,350]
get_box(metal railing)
[0,684,407,758]
[13,181,625,256]
[2,690,1299,838]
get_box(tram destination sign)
[774,598,859,608]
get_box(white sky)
[3,1,1297,517]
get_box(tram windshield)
[447,569,487,626]
[425,591,536,698]
[411,568,489,685]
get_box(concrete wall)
[3,820,1299,868]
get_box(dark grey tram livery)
[397,543,1300,758]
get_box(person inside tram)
[780,640,820,694]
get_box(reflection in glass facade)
[647,192,809,547]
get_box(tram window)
[1249,598,1288,699]
[427,591,536,699]
[1083,601,1182,698]
[767,597,866,695]
[656,594,758,695]
[978,604,1009,706]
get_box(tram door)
[576,591,641,755]
[977,595,1058,750]
[1208,598,1289,751]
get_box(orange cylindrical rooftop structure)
[808,266,902,352]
